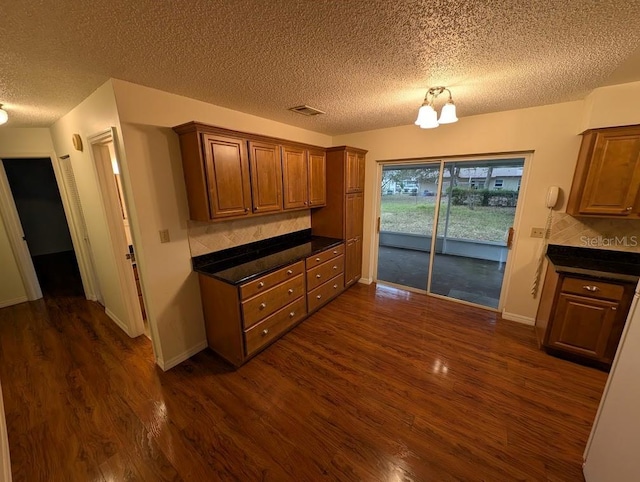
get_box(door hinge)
[377,217,381,233]
[507,227,515,249]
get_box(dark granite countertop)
[546,244,640,283]
[192,229,343,285]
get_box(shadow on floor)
[376,246,505,308]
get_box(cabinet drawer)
[306,244,344,269]
[240,261,304,300]
[244,296,306,356]
[242,274,305,328]
[307,273,344,312]
[306,255,344,291]
[561,277,625,301]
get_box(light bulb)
[0,106,8,125]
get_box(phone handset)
[546,186,559,209]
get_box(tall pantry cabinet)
[311,146,367,287]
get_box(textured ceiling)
[1,0,640,135]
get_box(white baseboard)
[501,310,535,326]
[0,383,12,482]
[0,296,28,309]
[157,340,208,372]
[358,277,373,285]
[105,308,132,337]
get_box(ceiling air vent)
[288,105,325,116]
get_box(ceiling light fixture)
[415,87,458,129]
[0,104,8,125]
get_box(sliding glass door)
[376,164,441,290]
[376,157,524,310]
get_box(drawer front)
[305,244,344,270]
[240,261,304,300]
[306,254,344,291]
[307,273,344,312]
[561,277,625,301]
[244,296,306,356]
[242,274,305,328]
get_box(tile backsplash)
[188,211,311,256]
[550,213,640,252]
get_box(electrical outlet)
[531,227,548,238]
[159,229,170,243]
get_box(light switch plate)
[159,229,170,243]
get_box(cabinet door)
[547,293,619,361]
[346,151,365,193]
[345,237,362,286]
[202,134,252,218]
[248,141,282,214]
[308,149,326,207]
[578,128,640,216]
[282,146,309,209]
[345,192,364,240]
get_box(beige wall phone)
[532,186,561,296]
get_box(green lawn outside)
[380,195,515,243]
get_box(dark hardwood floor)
[0,283,606,481]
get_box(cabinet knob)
[333,250,338,254]
[262,329,269,336]
[259,302,267,310]
[315,257,321,262]
[258,282,264,288]
[304,201,308,205]
[582,285,600,292]
[333,284,338,289]
[287,269,293,275]
[333,265,338,270]
[316,294,322,299]
[316,274,321,279]
[288,289,294,294]
[611,307,617,311]
[289,311,295,318]
[626,206,633,211]
[244,207,249,212]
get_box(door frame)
[88,128,145,338]
[373,151,533,312]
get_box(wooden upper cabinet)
[248,141,282,214]
[202,134,252,219]
[282,145,309,210]
[567,125,640,218]
[308,149,326,207]
[346,151,366,193]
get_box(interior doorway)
[376,156,526,310]
[1,158,84,298]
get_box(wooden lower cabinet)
[536,266,634,367]
[198,243,346,366]
[305,244,345,312]
[345,237,362,286]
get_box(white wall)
[49,81,133,333]
[0,128,55,307]
[111,79,332,369]
[582,80,640,131]
[334,101,586,323]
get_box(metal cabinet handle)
[262,329,269,336]
[316,295,322,299]
[259,302,267,309]
[304,201,308,205]
[333,265,338,270]
[288,289,294,294]
[287,269,293,275]
[626,206,633,211]
[333,250,338,254]
[289,311,295,318]
[582,285,600,292]
[612,307,617,311]
[316,274,321,279]
[315,257,321,262]
[333,284,338,289]
[244,207,249,212]
[258,282,264,288]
